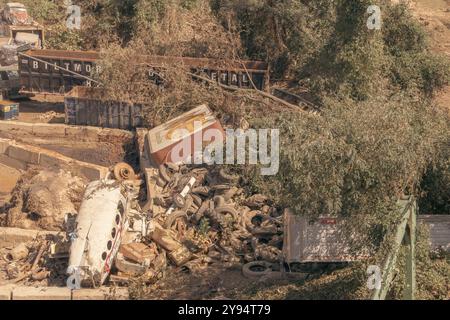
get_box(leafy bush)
[420,145,450,215]
[247,95,449,246]
[382,2,427,56]
[45,23,85,50]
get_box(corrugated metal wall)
[64,87,144,130]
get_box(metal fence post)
[372,197,417,300]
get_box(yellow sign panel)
[166,114,208,140]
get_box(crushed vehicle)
[66,177,137,289]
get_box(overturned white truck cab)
[66,180,131,289]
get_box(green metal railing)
[372,196,417,300]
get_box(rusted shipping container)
[19,49,269,95]
[19,50,99,94]
[64,87,143,130]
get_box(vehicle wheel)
[173,194,186,208]
[219,168,240,183]
[242,261,273,278]
[159,164,172,183]
[164,211,188,229]
[214,206,238,224]
[113,163,136,181]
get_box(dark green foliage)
[420,147,450,215]
[382,3,427,56]
[247,95,450,246]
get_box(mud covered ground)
[0,164,20,206]
[15,98,65,124]
[1,96,136,168]
[37,143,130,168]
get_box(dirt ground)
[37,142,130,168]
[15,96,65,124]
[0,164,20,206]
[0,95,136,167]
[411,0,450,112]
[134,267,295,300]
[0,131,131,167]
[0,130,133,169]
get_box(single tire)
[214,206,238,221]
[191,194,203,207]
[166,162,180,172]
[173,194,186,208]
[222,187,239,202]
[194,200,211,223]
[159,164,172,183]
[219,168,240,183]
[164,210,188,229]
[156,176,167,188]
[113,163,136,181]
[192,186,211,197]
[242,261,273,278]
[213,195,226,208]
[212,184,233,191]
[243,210,268,232]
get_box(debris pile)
[4,170,87,231]
[0,236,67,286]
[1,162,286,288]
[112,163,284,284]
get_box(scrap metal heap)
[117,164,284,281]
[1,162,285,288]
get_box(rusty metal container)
[64,86,143,130]
[283,209,363,264]
[146,104,224,166]
[19,49,99,95]
[19,49,269,95]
